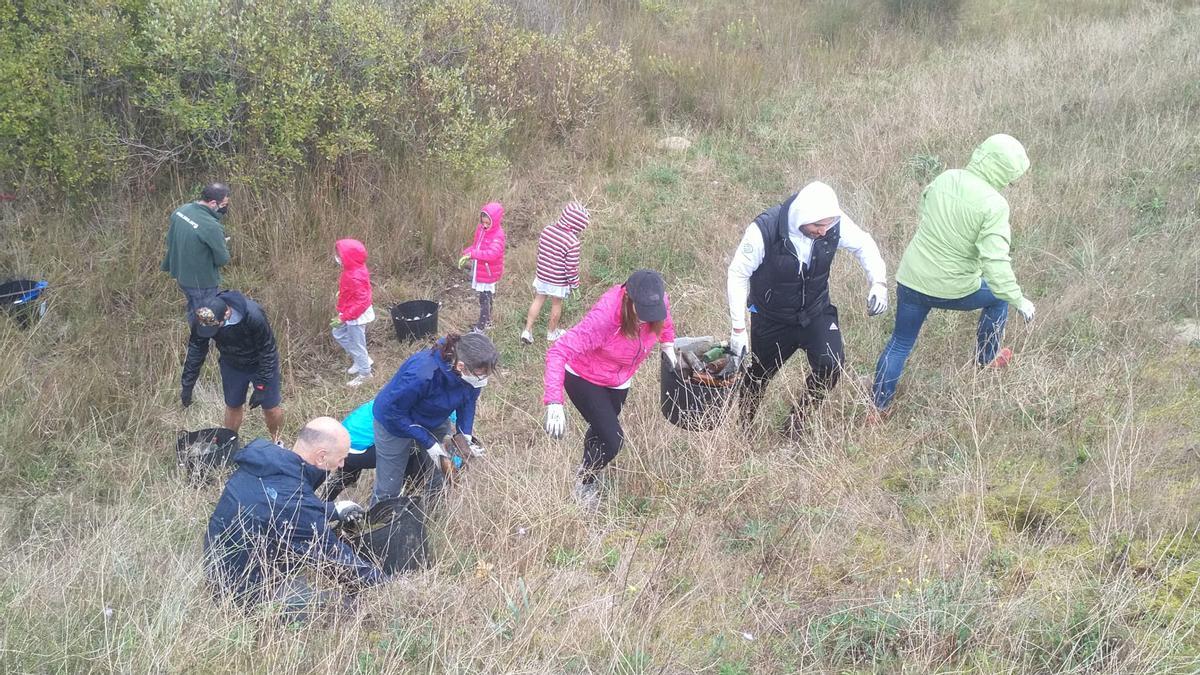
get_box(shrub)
[0,0,629,193]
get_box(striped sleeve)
[535,226,578,286]
[565,239,581,287]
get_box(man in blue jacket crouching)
[204,416,383,617]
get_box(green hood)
[965,134,1030,189]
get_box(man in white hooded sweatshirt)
[727,181,888,432]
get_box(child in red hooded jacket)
[331,239,375,387]
[458,202,506,331]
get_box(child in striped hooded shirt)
[521,202,590,345]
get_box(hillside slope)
[2,3,1199,673]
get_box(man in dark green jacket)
[162,183,232,314]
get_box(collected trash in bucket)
[337,496,429,574]
[391,300,439,342]
[176,427,240,484]
[660,336,740,431]
[0,279,48,329]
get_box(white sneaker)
[346,373,373,387]
[572,479,600,511]
[520,330,534,345]
[347,359,375,375]
[547,329,565,342]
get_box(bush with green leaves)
[0,0,629,193]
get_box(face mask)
[460,372,489,388]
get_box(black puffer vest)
[747,194,841,327]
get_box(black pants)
[564,372,629,483]
[740,307,845,423]
[321,446,377,501]
[476,291,493,330]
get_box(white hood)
[786,181,843,235]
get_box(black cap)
[624,269,667,323]
[193,296,229,338]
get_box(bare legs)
[523,293,547,335]
[224,404,284,443]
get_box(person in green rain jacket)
[870,134,1037,414]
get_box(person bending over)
[182,291,284,441]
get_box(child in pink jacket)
[459,202,506,331]
[521,202,589,345]
[541,269,677,508]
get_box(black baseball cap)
[193,296,229,338]
[624,269,667,323]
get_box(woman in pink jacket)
[459,202,506,331]
[542,269,678,507]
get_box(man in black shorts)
[182,291,284,441]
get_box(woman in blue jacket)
[371,332,498,504]
[321,400,457,501]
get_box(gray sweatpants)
[372,419,452,505]
[332,323,371,375]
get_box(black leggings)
[476,291,493,329]
[321,446,376,501]
[564,372,629,483]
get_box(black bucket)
[0,280,48,329]
[345,496,429,574]
[660,353,735,431]
[391,300,439,342]
[176,427,240,484]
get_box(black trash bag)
[176,428,240,485]
[341,496,429,575]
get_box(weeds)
[2,0,1200,672]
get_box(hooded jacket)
[896,134,1030,303]
[335,239,374,323]
[462,202,507,284]
[728,182,886,328]
[543,284,676,404]
[203,438,383,604]
[535,203,589,288]
[182,291,279,388]
[161,201,231,288]
[372,345,479,450]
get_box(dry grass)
[3,1,1200,672]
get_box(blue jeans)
[179,283,217,317]
[872,281,1009,409]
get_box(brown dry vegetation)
[2,0,1199,672]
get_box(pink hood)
[462,201,507,283]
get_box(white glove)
[333,500,365,522]
[867,283,888,317]
[730,328,749,358]
[425,442,449,462]
[545,403,565,439]
[1017,298,1036,323]
[462,433,485,457]
[662,343,678,369]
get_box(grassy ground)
[2,1,1200,672]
